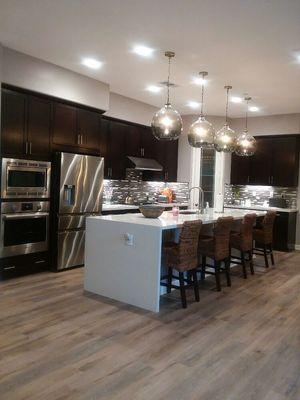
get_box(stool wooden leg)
[179,272,187,308]
[249,250,254,275]
[214,260,221,291]
[270,244,275,266]
[201,256,206,281]
[167,268,172,293]
[225,258,231,287]
[192,269,200,302]
[241,251,247,279]
[263,245,269,268]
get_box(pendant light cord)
[245,98,249,130]
[200,74,205,116]
[167,55,171,105]
[225,86,230,124]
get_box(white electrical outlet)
[124,233,134,246]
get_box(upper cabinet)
[231,135,299,187]
[1,89,51,159]
[52,102,101,153]
[1,86,178,181]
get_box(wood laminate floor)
[0,251,300,400]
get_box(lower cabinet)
[273,212,297,252]
[0,252,49,280]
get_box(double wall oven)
[0,158,51,262]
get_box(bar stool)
[253,211,276,268]
[198,217,234,291]
[230,213,257,278]
[161,220,203,308]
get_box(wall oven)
[0,201,50,258]
[1,158,51,199]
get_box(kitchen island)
[84,209,266,312]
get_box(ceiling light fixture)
[151,51,182,141]
[82,58,102,69]
[231,96,243,103]
[147,85,162,93]
[193,76,207,86]
[235,96,257,157]
[188,71,215,148]
[187,101,201,109]
[214,85,237,152]
[133,45,154,57]
[249,106,259,112]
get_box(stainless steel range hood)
[127,156,163,171]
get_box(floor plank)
[0,251,300,400]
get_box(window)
[200,148,216,207]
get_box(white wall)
[2,47,110,111]
[105,92,157,126]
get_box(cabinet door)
[108,121,126,179]
[230,153,251,185]
[271,137,299,187]
[164,140,178,182]
[142,127,157,158]
[52,102,77,147]
[249,137,272,185]
[27,95,51,158]
[125,124,141,157]
[1,89,26,156]
[99,118,110,178]
[77,109,101,151]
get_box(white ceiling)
[0,0,300,117]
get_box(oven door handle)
[3,213,49,220]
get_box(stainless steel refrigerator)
[52,152,104,270]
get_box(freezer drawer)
[58,213,100,231]
[57,229,85,270]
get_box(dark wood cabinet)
[27,95,51,158]
[1,89,26,156]
[1,85,178,181]
[231,135,299,187]
[77,108,101,150]
[52,102,77,147]
[1,89,51,159]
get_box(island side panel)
[84,217,162,312]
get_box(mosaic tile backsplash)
[224,184,298,209]
[103,178,189,204]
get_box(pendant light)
[214,85,237,152]
[235,96,257,156]
[188,71,215,148]
[151,51,183,141]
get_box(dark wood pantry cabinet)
[231,135,300,187]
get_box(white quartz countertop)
[89,208,266,230]
[225,205,298,213]
[102,203,189,212]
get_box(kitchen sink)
[179,210,199,215]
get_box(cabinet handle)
[29,142,32,155]
[25,141,28,154]
[165,171,168,181]
[77,134,81,145]
[247,175,250,184]
[81,134,83,145]
[142,148,145,156]
[140,148,143,156]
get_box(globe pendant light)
[235,96,257,156]
[151,51,183,141]
[188,71,215,148]
[214,85,237,152]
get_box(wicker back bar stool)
[198,216,234,291]
[253,211,277,268]
[230,213,257,278]
[161,220,203,308]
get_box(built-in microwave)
[1,158,51,199]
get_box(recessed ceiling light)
[188,101,201,109]
[82,58,102,69]
[147,85,162,93]
[249,106,259,112]
[133,45,154,57]
[193,77,207,86]
[231,96,243,103]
